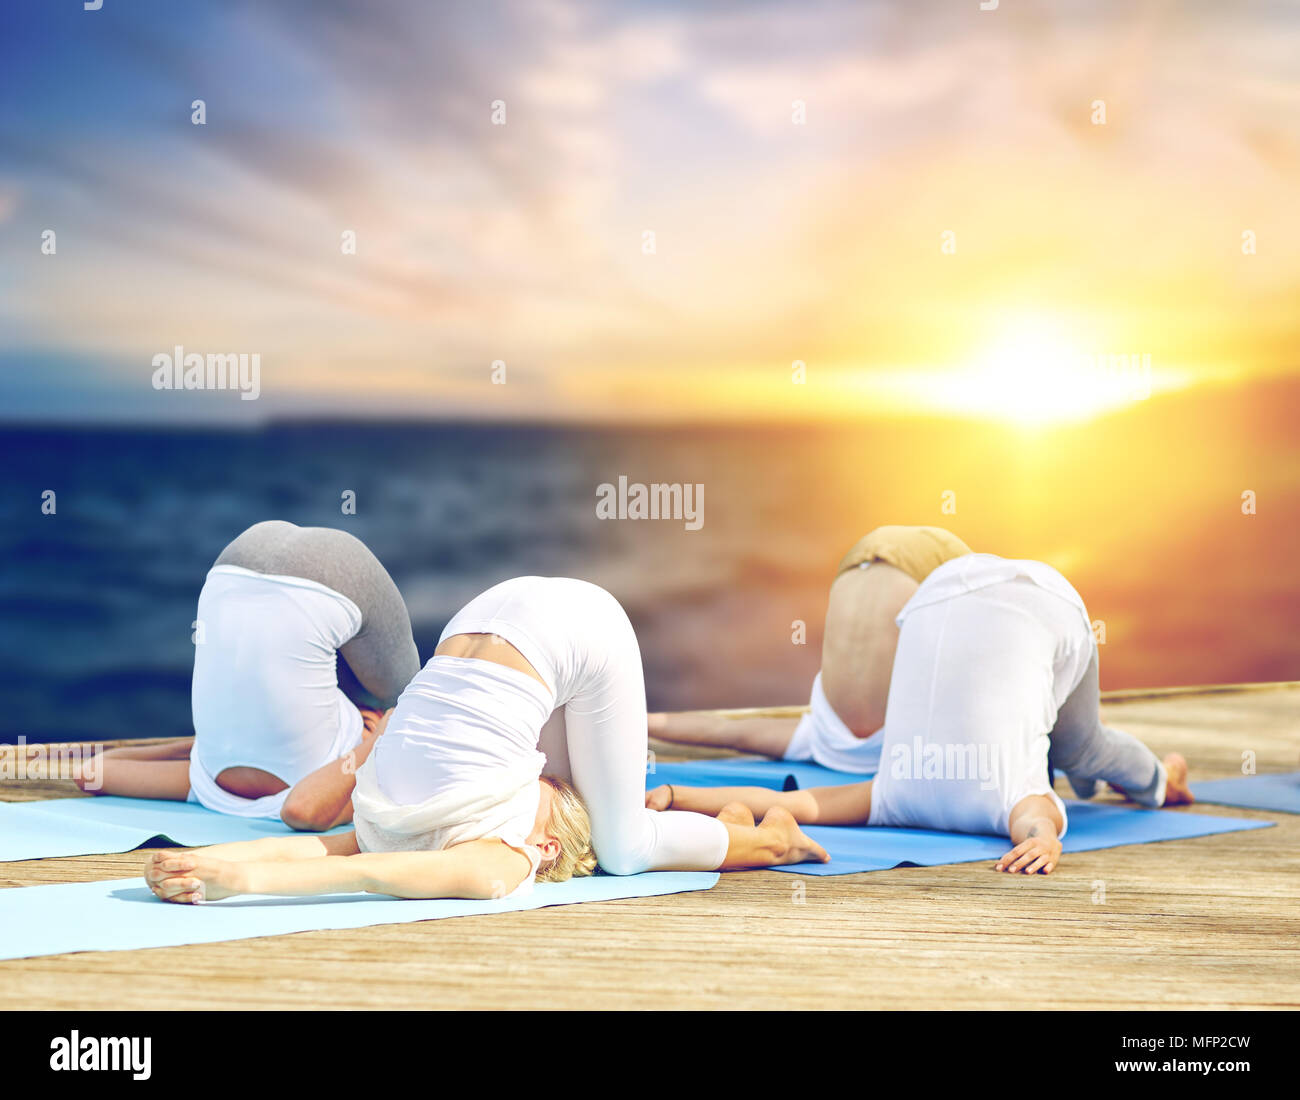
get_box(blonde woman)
[148,577,828,904]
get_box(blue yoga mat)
[0,870,720,961]
[0,797,347,862]
[763,801,1272,876]
[647,758,1271,874]
[1191,771,1300,814]
[0,764,834,863]
[648,758,870,792]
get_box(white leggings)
[441,577,731,876]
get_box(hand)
[144,850,244,903]
[995,834,1062,875]
[645,785,673,811]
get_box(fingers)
[154,876,205,903]
[1007,845,1042,873]
[994,841,1030,872]
[994,842,1058,874]
[145,853,197,882]
[144,852,202,903]
[995,842,1039,873]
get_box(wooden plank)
[2,685,1297,1010]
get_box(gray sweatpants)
[1048,648,1165,805]
[214,521,421,710]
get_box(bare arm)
[650,781,873,826]
[280,710,390,831]
[76,757,192,800]
[147,837,533,903]
[185,831,358,863]
[97,738,195,762]
[648,712,799,758]
[69,738,195,796]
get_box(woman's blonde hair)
[535,775,598,882]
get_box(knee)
[280,792,336,833]
[1046,733,1090,776]
[593,848,643,877]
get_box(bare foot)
[717,801,755,827]
[1161,752,1194,805]
[144,850,243,904]
[758,806,830,866]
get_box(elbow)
[471,872,510,900]
[280,794,337,833]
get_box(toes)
[796,830,828,861]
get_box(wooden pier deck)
[2,684,1297,1010]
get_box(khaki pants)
[834,525,973,583]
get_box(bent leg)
[560,589,731,876]
[1048,649,1166,806]
[216,521,420,708]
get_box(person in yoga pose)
[650,525,973,769]
[75,520,421,830]
[145,576,828,904]
[647,554,1194,875]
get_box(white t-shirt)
[188,565,365,819]
[352,655,554,899]
[784,671,883,773]
[868,555,1093,839]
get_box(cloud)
[2,0,1298,421]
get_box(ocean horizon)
[2,389,1297,744]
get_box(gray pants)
[214,521,421,710]
[1048,648,1165,805]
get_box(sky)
[1,0,1298,424]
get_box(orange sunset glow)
[2,2,1298,427]
[1,1,1297,695]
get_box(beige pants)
[785,525,975,755]
[834,525,973,582]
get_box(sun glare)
[936,319,1164,427]
[831,316,1204,427]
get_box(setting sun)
[964,322,1136,426]
[901,318,1198,427]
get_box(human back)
[191,564,364,791]
[868,557,1092,836]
